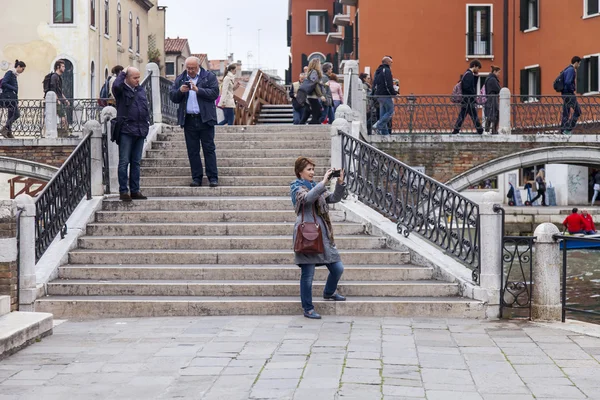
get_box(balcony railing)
[466,32,493,57]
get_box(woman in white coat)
[217,64,239,125]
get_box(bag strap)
[300,201,318,226]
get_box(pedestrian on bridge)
[372,56,397,135]
[217,63,239,126]
[291,157,347,320]
[0,60,26,139]
[299,59,326,125]
[559,56,582,135]
[170,56,220,188]
[290,73,306,125]
[112,66,150,202]
[484,66,502,134]
[452,60,484,135]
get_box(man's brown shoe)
[131,192,148,200]
[120,193,132,202]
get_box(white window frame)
[523,0,540,32]
[104,0,110,38]
[307,52,326,64]
[90,0,96,29]
[523,64,540,103]
[116,2,122,44]
[583,0,600,19]
[466,4,494,59]
[306,9,327,35]
[165,62,175,76]
[50,0,76,27]
[582,53,600,95]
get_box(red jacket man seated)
[563,208,585,234]
[581,209,596,234]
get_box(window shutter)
[333,53,339,74]
[520,0,528,31]
[589,0,599,15]
[287,16,292,47]
[535,68,541,98]
[301,54,308,70]
[577,60,588,94]
[324,11,330,34]
[533,0,539,28]
[354,12,359,59]
[520,69,529,101]
[343,25,353,54]
[591,56,599,92]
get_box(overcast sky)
[158,0,289,77]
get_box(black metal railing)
[141,71,153,125]
[101,118,111,194]
[56,99,109,134]
[554,234,600,322]
[500,235,535,319]
[340,130,481,282]
[34,132,92,261]
[159,76,178,125]
[0,99,45,137]
[466,32,493,56]
[511,95,600,134]
[368,95,498,134]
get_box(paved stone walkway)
[1,316,600,399]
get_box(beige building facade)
[0,0,157,100]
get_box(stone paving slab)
[1,317,600,399]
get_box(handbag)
[294,204,324,254]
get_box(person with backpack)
[99,65,124,107]
[557,56,582,135]
[452,60,484,135]
[299,59,326,125]
[372,56,397,135]
[483,66,502,134]
[290,73,306,125]
[320,62,334,124]
[0,60,26,138]
[44,60,70,135]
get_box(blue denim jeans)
[561,94,581,132]
[218,108,235,125]
[376,97,394,135]
[299,262,344,312]
[293,108,303,124]
[118,133,145,194]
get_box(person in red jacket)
[581,209,596,234]
[563,208,586,234]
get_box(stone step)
[77,235,386,251]
[68,249,411,265]
[141,157,331,168]
[95,210,345,223]
[140,166,327,177]
[261,105,293,110]
[164,125,329,134]
[138,186,293,197]
[151,140,321,150]
[86,222,365,236]
[46,280,458,297]
[101,197,293,212]
[257,119,294,124]
[0,312,53,358]
[145,148,330,158]
[35,296,486,319]
[258,113,294,118]
[139,176,304,187]
[158,132,329,142]
[58,264,434,281]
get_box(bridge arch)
[0,157,58,181]
[446,146,600,192]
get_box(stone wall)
[0,201,18,311]
[0,145,76,168]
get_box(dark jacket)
[111,71,150,137]
[484,74,501,95]
[1,70,18,98]
[169,69,219,127]
[373,64,396,96]
[461,69,478,96]
[49,73,65,99]
[562,65,576,94]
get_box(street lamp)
[257,29,262,69]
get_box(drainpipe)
[503,0,509,91]
[98,0,102,99]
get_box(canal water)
[565,249,600,323]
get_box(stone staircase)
[257,104,294,124]
[35,125,484,318]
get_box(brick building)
[288,0,600,96]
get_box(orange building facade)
[288,0,600,97]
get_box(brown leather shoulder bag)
[294,204,324,254]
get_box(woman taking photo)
[218,64,239,125]
[299,59,326,125]
[0,60,26,138]
[291,157,347,319]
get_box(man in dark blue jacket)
[560,56,582,135]
[372,56,397,135]
[452,60,484,135]
[112,66,150,202]
[170,57,220,187]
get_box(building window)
[466,5,492,56]
[117,3,122,43]
[128,12,133,50]
[54,0,74,23]
[91,61,96,98]
[104,0,109,35]
[307,52,326,64]
[520,66,541,102]
[166,62,175,76]
[578,55,600,94]
[307,10,328,34]
[136,17,140,54]
[90,0,96,27]
[585,0,600,17]
[520,0,539,31]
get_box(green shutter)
[343,25,353,54]
[535,68,541,99]
[301,54,308,70]
[520,69,529,102]
[577,60,588,94]
[591,56,599,92]
[520,0,528,31]
[324,11,330,34]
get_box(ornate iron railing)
[101,118,111,194]
[340,130,481,282]
[34,132,92,261]
[56,99,111,134]
[0,99,45,137]
[554,234,600,322]
[368,95,496,134]
[141,71,153,125]
[511,95,600,134]
[159,76,178,125]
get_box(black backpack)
[42,72,55,95]
[98,76,112,107]
[553,68,567,93]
